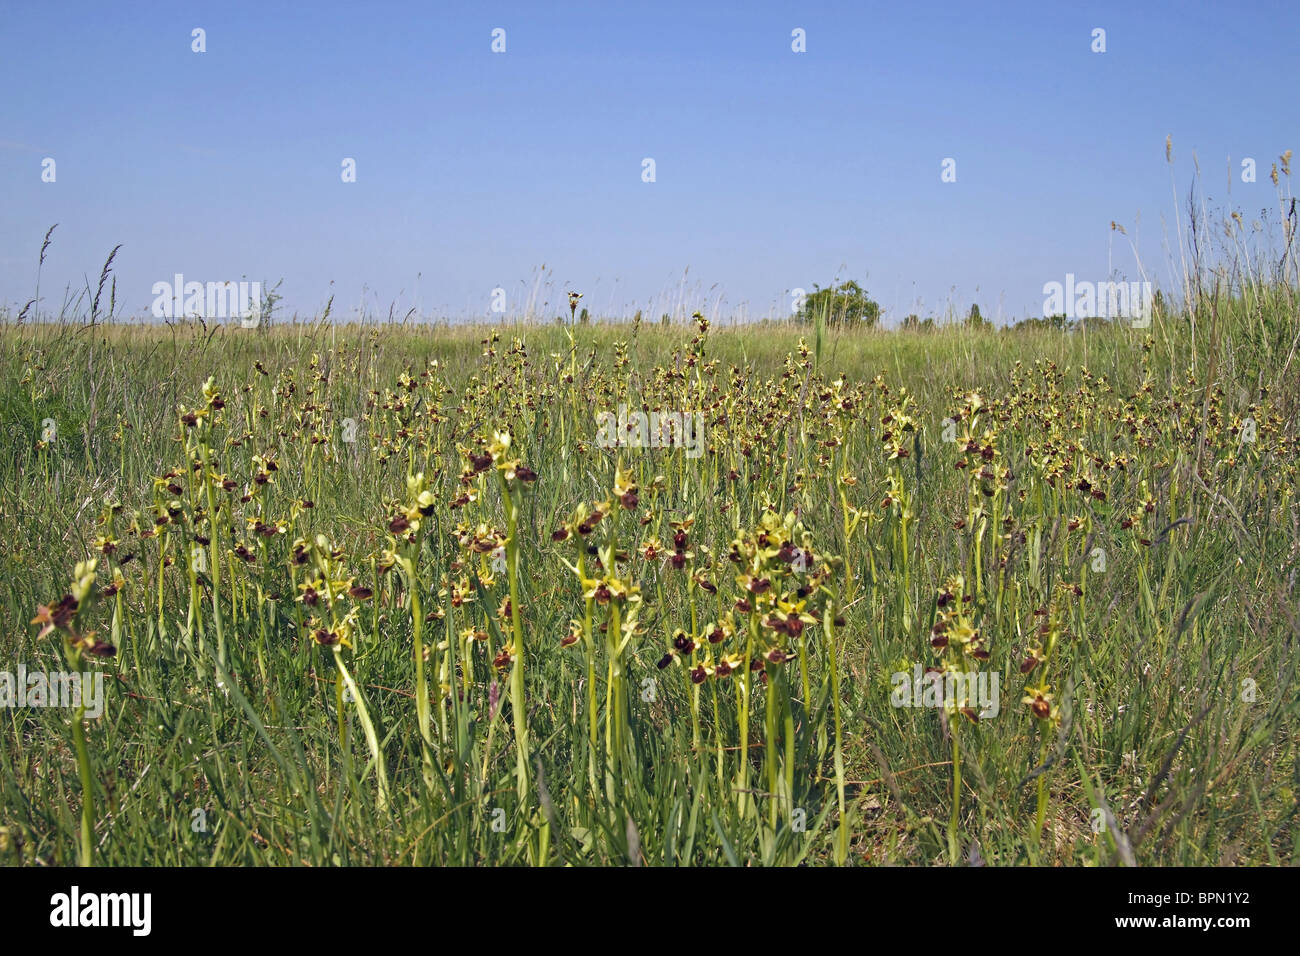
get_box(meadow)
[1,287,1297,866]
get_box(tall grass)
[1,152,1297,865]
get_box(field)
[1,294,1297,866]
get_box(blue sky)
[2,1,1296,324]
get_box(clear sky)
[2,0,1296,324]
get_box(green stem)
[199,437,225,669]
[737,612,758,817]
[825,606,848,865]
[501,474,530,802]
[71,698,95,867]
[766,661,778,831]
[949,717,962,865]
[1034,729,1051,847]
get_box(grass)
[0,283,1298,866]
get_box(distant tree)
[579,307,590,324]
[901,313,920,330]
[254,278,283,332]
[966,303,991,329]
[798,279,881,328]
[1012,313,1071,331]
